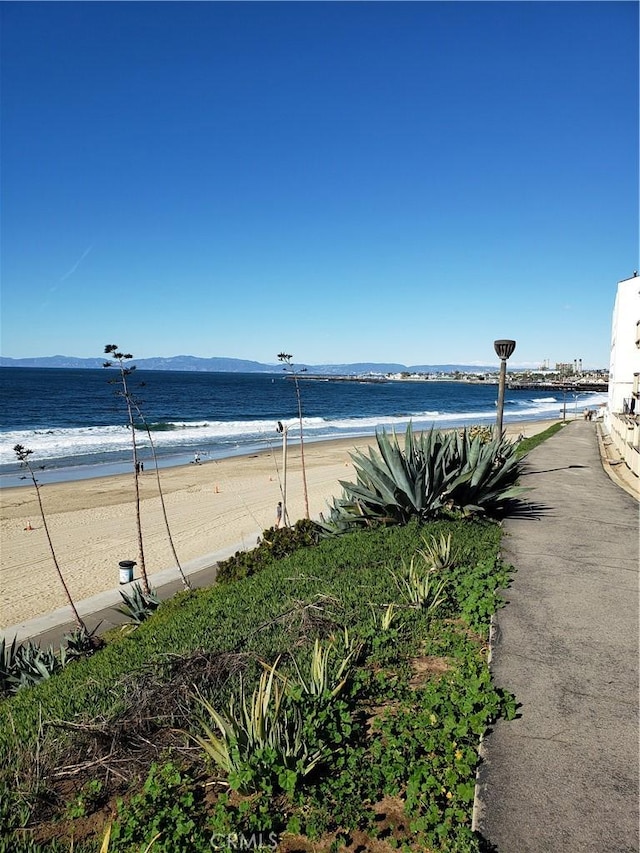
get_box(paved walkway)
[475,421,639,852]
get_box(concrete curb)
[596,422,640,501]
[471,613,499,835]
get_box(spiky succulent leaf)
[323,424,527,533]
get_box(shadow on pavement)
[521,464,587,476]
[504,500,551,520]
[475,833,500,852]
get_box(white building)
[604,273,640,477]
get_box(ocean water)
[0,367,607,487]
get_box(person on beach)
[276,501,283,527]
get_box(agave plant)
[278,352,310,520]
[289,630,362,700]
[321,426,454,532]
[391,552,450,614]
[1,634,74,696]
[191,659,323,793]
[103,346,150,594]
[441,429,526,516]
[1,629,104,697]
[116,583,160,625]
[14,444,88,632]
[5,641,64,693]
[63,625,104,661]
[0,635,20,696]
[321,424,526,534]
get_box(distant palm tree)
[277,352,310,519]
[14,444,87,632]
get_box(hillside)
[0,355,496,374]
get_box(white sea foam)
[0,391,609,471]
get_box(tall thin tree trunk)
[135,403,191,590]
[281,425,291,527]
[121,372,150,594]
[293,375,310,519]
[21,455,86,631]
[277,353,310,521]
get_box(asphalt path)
[475,421,639,852]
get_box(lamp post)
[494,339,516,438]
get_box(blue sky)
[1,1,637,369]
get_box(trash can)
[119,560,136,584]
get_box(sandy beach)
[1,421,556,629]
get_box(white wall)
[606,275,640,422]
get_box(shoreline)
[0,411,579,490]
[1,420,558,631]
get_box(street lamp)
[494,339,516,438]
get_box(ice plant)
[13,444,87,632]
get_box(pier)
[507,382,607,392]
[289,374,388,383]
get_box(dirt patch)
[408,655,450,690]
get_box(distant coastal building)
[604,273,640,478]
[555,360,583,376]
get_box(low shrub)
[216,518,322,582]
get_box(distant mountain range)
[0,354,499,374]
